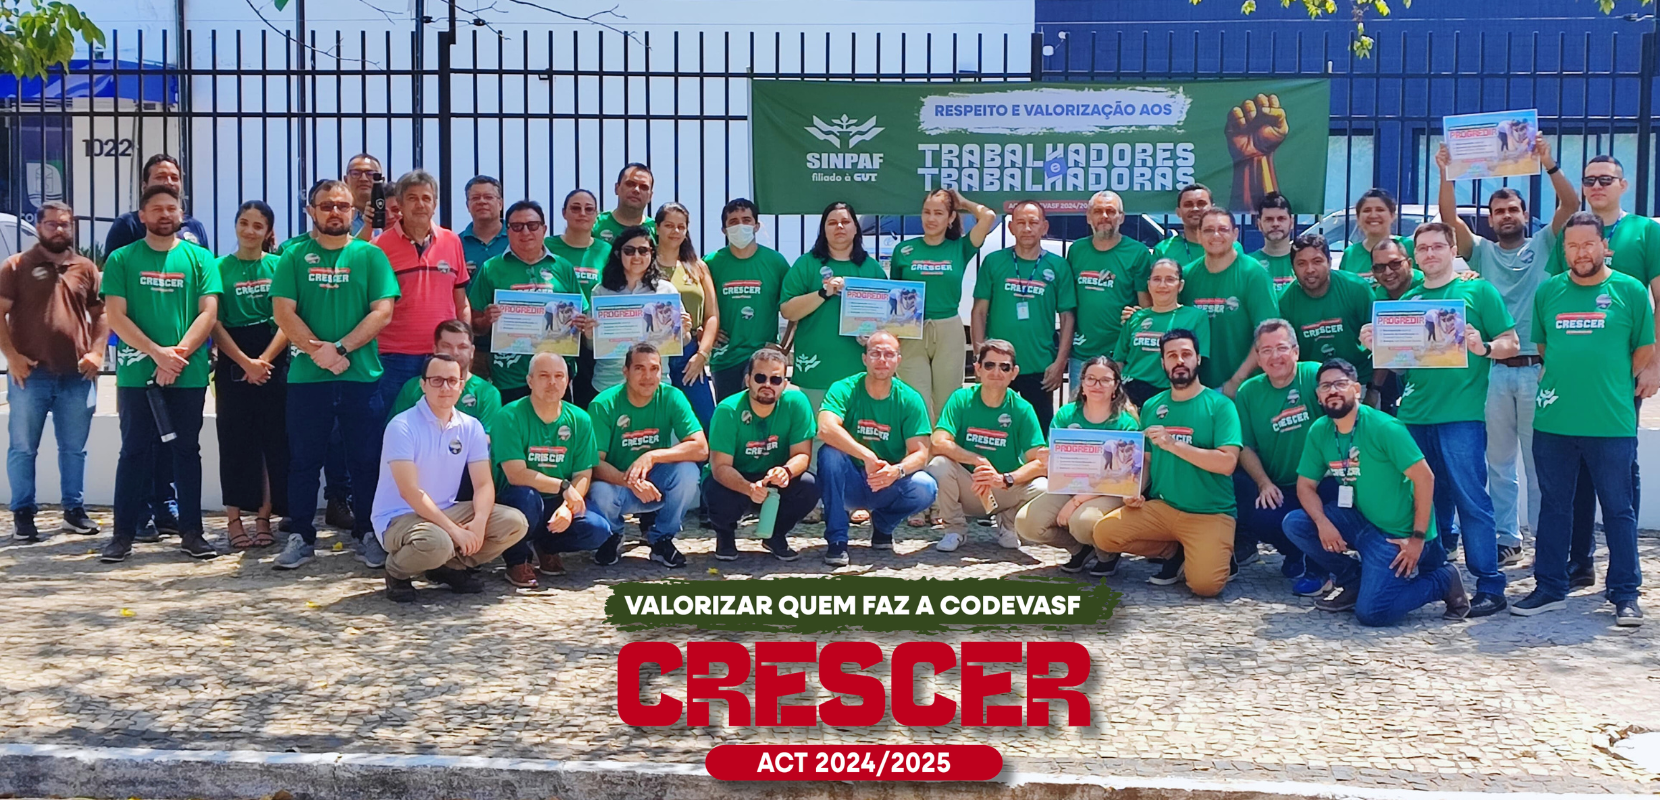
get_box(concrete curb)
[0,743,1652,800]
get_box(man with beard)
[1092,329,1242,595]
[1283,358,1468,625]
[1180,207,1278,397]
[1248,191,1297,295]
[1067,190,1151,390]
[98,185,222,563]
[817,332,937,565]
[0,202,105,541]
[1277,234,1374,392]
[1437,138,1577,569]
[595,163,656,244]
[1512,212,1653,626]
[1152,183,1248,267]
[703,345,820,562]
[270,180,401,571]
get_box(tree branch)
[241,0,382,67]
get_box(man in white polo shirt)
[371,353,528,602]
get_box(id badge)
[1337,485,1355,508]
[1016,301,1031,320]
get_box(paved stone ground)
[0,510,1657,796]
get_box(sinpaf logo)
[806,114,886,183]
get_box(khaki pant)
[898,317,968,422]
[1092,499,1235,597]
[925,455,1045,535]
[381,502,529,580]
[1014,492,1125,554]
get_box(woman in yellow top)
[655,201,720,429]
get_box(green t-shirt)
[276,233,311,255]
[593,212,654,246]
[1277,268,1376,384]
[545,235,610,299]
[469,249,585,391]
[889,235,978,321]
[1234,361,1321,486]
[1545,212,1660,287]
[780,253,886,390]
[490,397,599,495]
[1396,277,1515,425]
[935,384,1045,474]
[270,237,400,384]
[709,388,816,475]
[706,244,791,371]
[821,373,931,465]
[1248,249,1296,296]
[215,253,279,329]
[1531,270,1656,437]
[972,248,1077,373]
[1140,387,1242,516]
[1068,236,1152,360]
[588,382,702,471]
[1179,254,1278,387]
[1151,236,1245,267]
[1370,268,1425,301]
[1050,403,1138,433]
[1297,405,1437,540]
[102,239,223,389]
[1341,235,1415,281]
[388,373,503,427]
[1112,305,1211,387]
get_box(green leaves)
[0,0,105,78]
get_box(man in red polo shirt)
[374,169,472,410]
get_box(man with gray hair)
[1066,190,1151,390]
[374,169,473,411]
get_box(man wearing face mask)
[705,198,790,400]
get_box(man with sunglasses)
[1277,234,1374,396]
[817,331,938,564]
[468,200,586,403]
[924,340,1047,553]
[270,180,401,572]
[372,354,528,602]
[1282,358,1467,625]
[1367,239,1421,415]
[704,345,821,562]
[1179,207,1279,398]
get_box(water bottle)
[753,487,781,539]
[369,175,388,229]
[146,382,176,443]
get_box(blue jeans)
[1284,504,1454,626]
[1486,362,1540,548]
[376,353,427,417]
[1407,422,1504,596]
[1532,431,1641,604]
[817,446,937,545]
[588,461,700,543]
[1231,471,1329,578]
[1569,396,1642,571]
[498,484,614,565]
[670,339,717,432]
[114,387,206,538]
[287,380,385,544]
[6,371,96,513]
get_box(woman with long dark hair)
[546,189,612,406]
[889,188,996,421]
[588,225,684,395]
[212,200,290,548]
[778,201,886,409]
[655,201,720,429]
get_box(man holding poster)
[469,200,587,403]
[972,200,1075,429]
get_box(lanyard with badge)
[1334,418,1359,508]
[1013,255,1038,321]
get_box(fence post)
[1029,31,1045,81]
[435,0,455,228]
[1637,29,1655,216]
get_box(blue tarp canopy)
[0,59,178,105]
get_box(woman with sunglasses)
[655,202,720,430]
[889,188,996,421]
[588,226,685,395]
[1340,188,1416,284]
[1013,356,1139,577]
[779,201,887,409]
[1113,259,1211,407]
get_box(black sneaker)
[1568,564,1596,590]
[385,575,417,603]
[133,522,161,544]
[1088,553,1121,578]
[1228,556,1241,580]
[1314,583,1360,612]
[99,536,134,563]
[12,512,41,543]
[1509,590,1567,616]
[870,531,894,550]
[714,533,739,561]
[60,507,98,535]
[324,497,356,530]
[1615,600,1645,627]
[1059,548,1093,574]
[823,543,850,567]
[278,517,294,533]
[762,536,799,562]
[1442,569,1470,620]
[1467,591,1507,618]
[650,538,687,569]
[1497,544,1524,567]
[595,533,624,566]
[425,566,484,594]
[1148,552,1185,586]
[178,531,219,560]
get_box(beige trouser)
[898,317,968,422]
[1014,492,1125,554]
[1092,499,1235,597]
[381,502,529,580]
[924,455,1045,535]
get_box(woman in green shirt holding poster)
[779,202,886,408]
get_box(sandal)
[226,517,256,549]
[252,517,275,548]
[851,510,871,525]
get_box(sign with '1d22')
[750,79,1330,215]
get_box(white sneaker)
[936,532,965,552]
[997,526,1021,549]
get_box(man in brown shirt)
[0,201,105,542]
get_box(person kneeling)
[371,354,529,602]
[705,346,822,562]
[493,353,616,588]
[1281,359,1468,625]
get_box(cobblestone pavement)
[0,510,1656,795]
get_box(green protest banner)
[751,78,1330,215]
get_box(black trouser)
[1569,396,1642,570]
[702,470,821,539]
[1010,372,1055,430]
[1125,379,1163,408]
[115,387,206,539]
[216,324,290,514]
[572,339,599,408]
[713,362,749,401]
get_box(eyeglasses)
[423,376,462,388]
[1256,344,1295,357]
[1316,379,1355,393]
[1375,258,1410,270]
[751,373,787,386]
[507,221,544,232]
[1583,175,1621,187]
[36,221,71,232]
[979,361,1015,373]
[620,245,654,257]
[1082,375,1117,387]
[1417,242,1451,254]
[314,202,353,213]
[345,169,378,178]
[868,349,900,360]
[1200,227,1233,237]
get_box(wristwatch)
[1002,472,1015,488]
[817,287,832,299]
[333,341,349,357]
[1409,529,1427,540]
[1546,165,1561,175]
